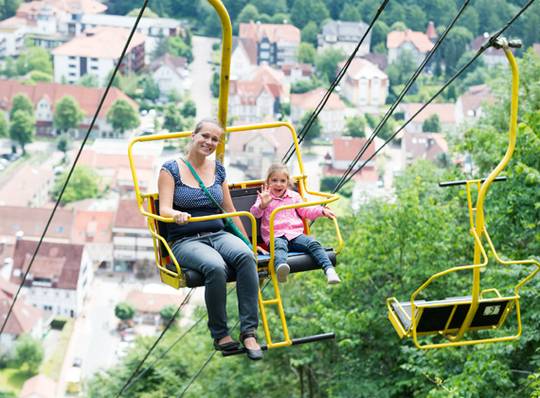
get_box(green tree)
[296,42,316,64]
[301,21,319,47]
[12,335,43,374]
[127,7,158,17]
[167,36,193,63]
[28,70,52,83]
[386,49,416,86]
[181,99,197,118]
[9,110,34,154]
[404,5,427,31]
[422,114,441,132]
[315,47,346,83]
[163,104,184,132]
[237,4,259,23]
[339,3,361,22]
[299,111,321,145]
[54,96,84,134]
[250,0,286,15]
[210,71,220,98]
[52,166,101,204]
[56,134,71,163]
[159,305,180,324]
[440,26,473,76]
[1,57,17,77]
[114,303,135,322]
[345,115,366,137]
[291,0,329,29]
[10,94,34,119]
[77,74,99,87]
[371,21,389,50]
[142,75,160,101]
[106,99,139,134]
[0,113,8,137]
[16,47,53,75]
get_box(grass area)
[0,368,34,394]
[41,319,74,380]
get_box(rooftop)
[20,374,57,398]
[239,22,300,44]
[0,206,74,241]
[332,136,375,162]
[127,290,180,313]
[399,102,457,124]
[0,288,44,336]
[339,58,387,80]
[17,0,107,16]
[114,199,147,229]
[290,88,345,111]
[387,29,434,52]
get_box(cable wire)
[281,0,390,164]
[333,0,536,193]
[114,288,194,398]
[0,0,150,337]
[332,0,471,194]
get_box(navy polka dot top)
[161,159,227,241]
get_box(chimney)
[426,21,437,42]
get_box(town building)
[231,37,258,79]
[397,102,457,133]
[455,84,495,123]
[0,161,57,208]
[71,210,114,271]
[238,22,300,66]
[402,132,448,168]
[126,289,180,326]
[387,28,434,65]
[112,199,154,273]
[317,20,371,57]
[0,79,138,138]
[290,88,346,138]
[10,239,93,318]
[0,17,26,56]
[339,58,389,113]
[470,33,507,67]
[52,27,145,85]
[280,63,313,85]
[149,54,190,97]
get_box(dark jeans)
[172,231,259,340]
[274,234,333,273]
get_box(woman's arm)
[158,170,190,224]
[222,180,249,236]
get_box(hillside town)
[0,0,539,397]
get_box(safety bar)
[221,332,335,357]
[438,176,507,187]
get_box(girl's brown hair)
[266,163,290,183]
[193,118,225,135]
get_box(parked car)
[72,357,83,367]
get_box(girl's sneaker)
[326,268,341,284]
[276,263,290,283]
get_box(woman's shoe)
[239,331,263,361]
[213,337,240,352]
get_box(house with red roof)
[239,22,300,66]
[150,54,189,96]
[231,37,258,79]
[397,102,457,133]
[387,27,434,65]
[10,239,92,318]
[339,58,389,112]
[0,278,45,352]
[126,289,180,325]
[52,27,145,86]
[290,88,346,138]
[455,84,495,123]
[112,199,154,273]
[229,65,285,123]
[402,132,448,168]
[0,79,138,138]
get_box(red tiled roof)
[20,374,57,398]
[126,290,180,313]
[0,289,44,336]
[0,278,18,298]
[11,240,85,290]
[233,37,258,65]
[399,102,456,124]
[78,148,155,170]
[403,132,448,162]
[71,210,114,244]
[0,79,137,118]
[332,137,375,162]
[387,29,434,52]
[114,199,147,229]
[239,22,300,44]
[53,27,145,58]
[0,206,74,241]
[458,84,495,117]
[17,0,107,16]
[338,58,387,79]
[290,88,345,111]
[322,165,378,182]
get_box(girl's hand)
[257,185,272,209]
[173,211,191,224]
[256,245,269,255]
[321,208,335,219]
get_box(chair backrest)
[230,186,261,242]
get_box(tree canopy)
[54,96,84,134]
[52,166,102,205]
[106,100,140,134]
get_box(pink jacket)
[250,189,324,245]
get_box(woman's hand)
[257,185,272,209]
[321,208,335,219]
[173,211,191,224]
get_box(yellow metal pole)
[207,0,233,163]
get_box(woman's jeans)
[274,234,333,272]
[172,231,259,340]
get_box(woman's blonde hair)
[266,163,290,183]
[193,118,225,135]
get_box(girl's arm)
[158,170,190,224]
[222,180,248,236]
[294,193,325,221]
[250,195,265,219]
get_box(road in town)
[191,36,218,120]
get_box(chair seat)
[391,295,513,334]
[167,248,336,288]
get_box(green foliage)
[77,74,99,88]
[422,114,441,133]
[106,99,139,133]
[10,94,33,119]
[290,76,323,94]
[237,4,259,22]
[159,305,180,323]
[210,71,220,98]
[27,70,52,83]
[0,0,21,19]
[56,134,71,157]
[299,112,321,144]
[315,47,346,83]
[386,50,417,86]
[167,36,193,63]
[15,47,52,76]
[296,42,316,64]
[52,166,101,205]
[0,113,8,137]
[181,99,197,118]
[301,21,319,47]
[440,26,473,77]
[345,115,366,137]
[163,104,184,132]
[127,7,158,17]
[371,21,390,50]
[9,110,34,153]
[114,303,135,322]
[141,75,160,101]
[339,3,361,22]
[54,96,84,134]
[320,176,353,197]
[12,335,43,374]
[0,57,17,78]
[290,0,329,29]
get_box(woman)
[158,119,262,360]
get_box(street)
[191,36,218,120]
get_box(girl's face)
[192,123,222,156]
[267,171,289,197]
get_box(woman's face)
[192,123,222,156]
[267,171,289,197]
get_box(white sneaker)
[276,263,290,283]
[326,268,341,285]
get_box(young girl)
[250,163,341,284]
